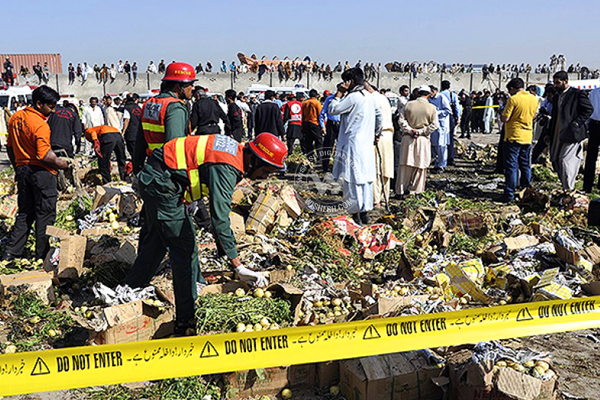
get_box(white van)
[247,84,309,101]
[0,86,33,111]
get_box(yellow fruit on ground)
[4,345,16,354]
[236,323,246,332]
[264,291,273,299]
[281,388,292,399]
[254,288,265,298]
[330,385,340,395]
[111,221,119,230]
[235,288,246,297]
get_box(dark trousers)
[125,137,136,160]
[99,132,127,184]
[495,126,506,174]
[583,120,600,192]
[322,120,340,172]
[302,122,324,163]
[448,116,456,165]
[460,110,471,136]
[125,165,203,326]
[531,129,549,164]
[503,141,532,199]
[6,166,57,260]
[286,124,303,153]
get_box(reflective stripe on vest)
[163,134,244,202]
[141,96,182,155]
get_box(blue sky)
[4,0,599,68]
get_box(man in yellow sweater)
[500,78,539,202]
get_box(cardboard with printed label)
[279,184,305,218]
[91,300,174,345]
[340,351,444,400]
[0,195,18,219]
[245,190,282,235]
[0,270,55,304]
[224,364,315,398]
[45,225,87,279]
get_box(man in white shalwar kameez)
[329,68,382,225]
[366,83,394,208]
[396,86,439,195]
[428,86,451,172]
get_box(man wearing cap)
[133,62,197,174]
[125,132,287,335]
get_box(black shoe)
[352,213,362,225]
[360,212,370,225]
[1,253,17,262]
[174,322,196,337]
[498,195,515,204]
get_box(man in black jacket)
[122,94,142,158]
[254,90,285,138]
[48,102,82,157]
[548,71,594,190]
[190,89,230,135]
[225,89,244,142]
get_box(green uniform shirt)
[133,91,190,174]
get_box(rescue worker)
[125,132,287,335]
[133,62,197,175]
[3,86,71,261]
[84,125,127,183]
[282,93,304,152]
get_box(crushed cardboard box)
[224,364,315,398]
[0,195,18,219]
[340,351,444,400]
[45,225,87,279]
[246,190,282,235]
[447,349,557,400]
[0,270,55,305]
[77,299,174,345]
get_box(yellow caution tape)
[472,104,500,109]
[1,296,599,396]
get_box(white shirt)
[83,106,104,129]
[590,87,600,121]
[329,88,382,184]
[147,63,157,73]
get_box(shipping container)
[0,54,63,74]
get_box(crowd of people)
[3,60,600,332]
[5,54,598,88]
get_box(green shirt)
[133,91,190,174]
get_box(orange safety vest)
[141,96,183,155]
[163,134,244,201]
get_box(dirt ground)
[3,131,600,400]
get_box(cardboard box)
[229,211,246,241]
[448,349,558,400]
[340,352,444,400]
[504,235,539,252]
[317,361,340,389]
[245,190,282,235]
[92,184,142,219]
[45,225,87,279]
[280,185,305,218]
[0,195,18,219]
[92,300,174,345]
[0,270,55,304]
[225,364,315,398]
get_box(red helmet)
[162,62,197,82]
[249,133,288,168]
[324,90,331,96]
